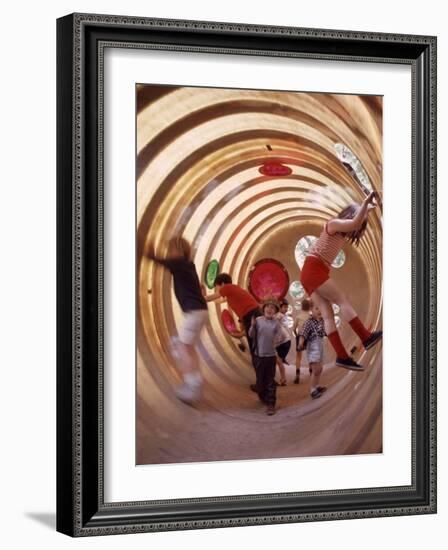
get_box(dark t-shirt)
[156,257,207,313]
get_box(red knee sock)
[349,316,371,343]
[327,331,349,359]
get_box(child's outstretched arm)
[328,191,377,234]
[146,243,178,265]
[146,244,165,265]
[201,284,227,303]
[204,292,221,302]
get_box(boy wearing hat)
[249,299,282,415]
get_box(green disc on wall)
[205,259,219,289]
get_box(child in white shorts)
[178,310,209,346]
[148,237,208,404]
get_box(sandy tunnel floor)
[137,349,382,465]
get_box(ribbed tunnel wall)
[136,86,383,465]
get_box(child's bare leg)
[314,278,357,320]
[309,362,322,391]
[312,291,351,360]
[173,311,207,403]
[294,351,302,383]
[310,292,336,334]
[175,342,203,402]
[176,341,197,375]
[188,345,201,373]
[315,279,376,344]
[276,355,286,384]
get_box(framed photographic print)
[56,13,437,537]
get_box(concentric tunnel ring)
[136,86,383,465]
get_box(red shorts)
[300,255,330,296]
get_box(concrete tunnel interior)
[135,85,383,465]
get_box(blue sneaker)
[363,331,383,350]
[336,357,364,371]
[310,388,323,399]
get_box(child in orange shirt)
[205,273,262,370]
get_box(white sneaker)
[170,336,181,360]
[175,382,202,405]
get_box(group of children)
[246,295,327,414]
[147,190,382,414]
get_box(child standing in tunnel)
[300,191,382,371]
[249,299,283,415]
[147,237,209,405]
[297,300,327,399]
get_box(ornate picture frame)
[56,13,436,536]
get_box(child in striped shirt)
[300,191,382,371]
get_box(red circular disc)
[221,309,237,334]
[259,162,292,176]
[248,258,289,302]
